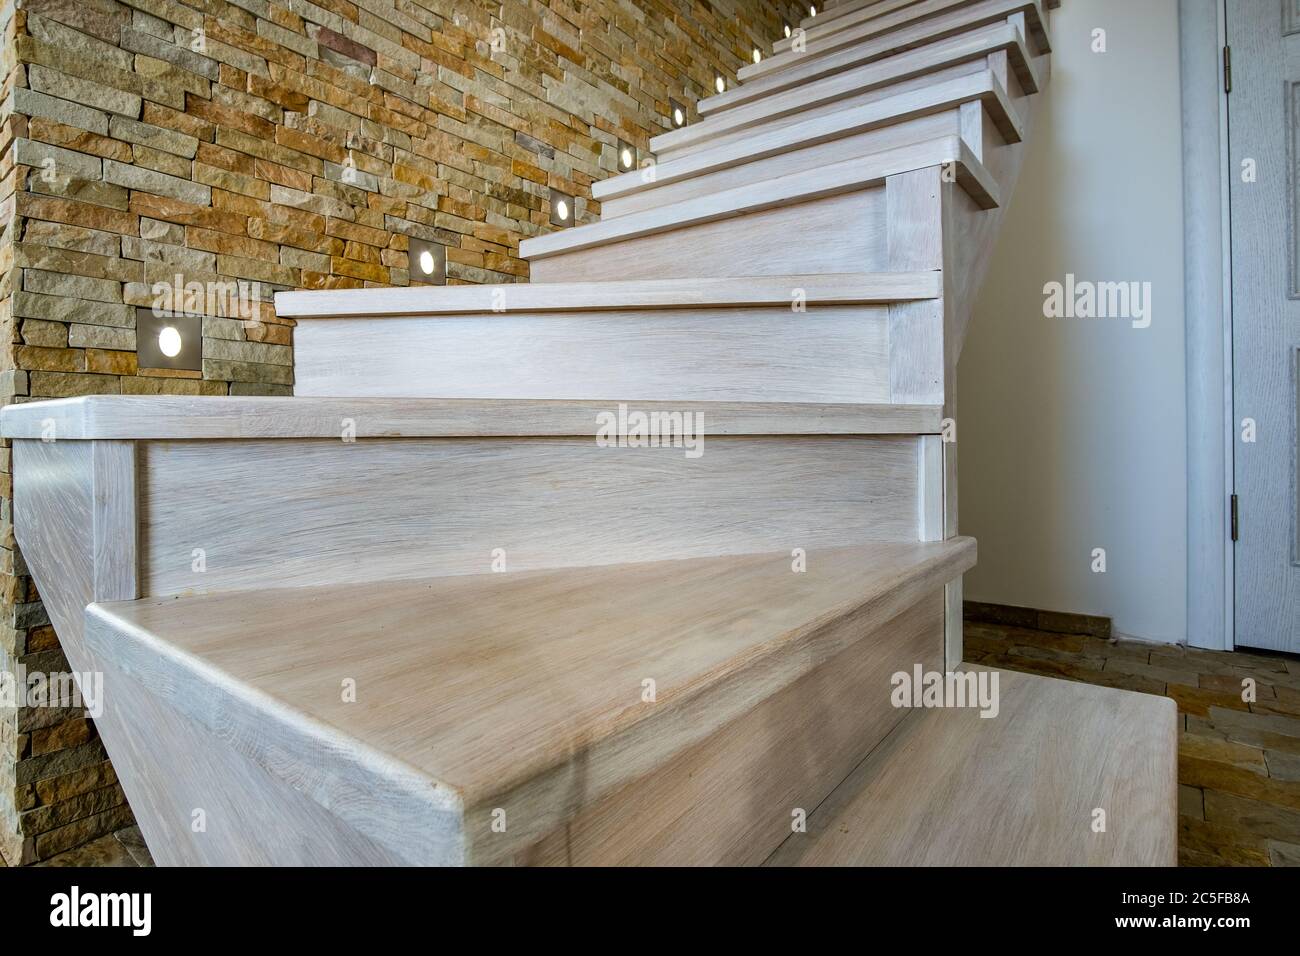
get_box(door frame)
[1180,0,1235,651]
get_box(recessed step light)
[617,139,636,171]
[669,98,687,127]
[714,74,726,94]
[549,188,576,227]
[408,237,446,285]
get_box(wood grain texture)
[293,306,894,403]
[91,440,138,603]
[520,136,998,263]
[601,115,958,220]
[651,23,1032,155]
[765,669,1178,866]
[274,272,941,318]
[86,540,974,865]
[136,435,926,595]
[752,0,1049,82]
[602,73,1018,217]
[520,593,945,866]
[1,395,944,440]
[531,188,888,282]
[598,71,1019,208]
[706,2,1042,114]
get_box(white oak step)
[594,69,1019,212]
[5,396,945,598]
[275,272,940,317]
[781,0,1004,55]
[766,669,1177,866]
[273,273,941,403]
[0,394,945,440]
[84,538,977,865]
[727,0,1048,101]
[649,22,1037,158]
[521,136,997,266]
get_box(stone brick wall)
[0,0,800,863]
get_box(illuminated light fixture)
[158,326,182,357]
[753,48,762,64]
[136,308,201,371]
[408,237,446,285]
[549,187,576,227]
[714,74,726,94]
[617,138,636,172]
[809,4,817,15]
[669,98,687,128]
[783,22,792,38]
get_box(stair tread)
[740,0,1049,88]
[521,135,997,261]
[602,69,1019,203]
[766,668,1177,866]
[86,539,976,861]
[654,21,1036,156]
[702,19,1034,119]
[0,395,944,439]
[274,272,941,318]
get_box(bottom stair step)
[85,538,974,866]
[766,669,1178,867]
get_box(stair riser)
[127,435,927,596]
[516,593,945,865]
[653,53,992,161]
[532,187,888,283]
[295,307,893,404]
[602,113,956,220]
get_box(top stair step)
[85,538,977,865]
[732,0,1050,94]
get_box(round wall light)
[617,139,636,172]
[158,326,182,358]
[407,237,446,285]
[669,98,687,128]
[549,187,576,227]
[752,48,762,64]
[714,75,726,94]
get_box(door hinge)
[1230,494,1239,541]
[1224,45,1232,94]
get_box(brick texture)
[0,0,800,862]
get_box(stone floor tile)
[1167,683,1251,717]
[1205,790,1300,844]
[1265,750,1300,782]
[1179,785,1205,820]
[1178,733,1267,774]
[1178,815,1271,866]
[1180,757,1300,810]
[1199,672,1274,698]
[1102,655,1201,686]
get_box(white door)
[1228,0,1300,652]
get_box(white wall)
[958,0,1187,643]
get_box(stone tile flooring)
[28,621,1300,868]
[964,618,1300,867]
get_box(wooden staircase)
[1,0,1178,866]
